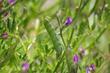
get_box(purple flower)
[90,64,95,71]
[1,32,8,39]
[86,64,95,73]
[79,47,88,56]
[65,17,73,25]
[86,67,91,73]
[73,54,79,64]
[8,0,15,5]
[22,62,30,72]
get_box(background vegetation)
[0,0,110,73]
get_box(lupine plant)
[0,0,110,73]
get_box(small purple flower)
[90,64,95,71]
[73,54,79,64]
[8,0,16,5]
[1,32,8,39]
[22,62,30,72]
[86,64,95,73]
[86,67,91,73]
[79,47,88,56]
[65,17,73,25]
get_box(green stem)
[53,51,65,73]
[108,44,110,73]
[86,26,107,49]
[88,0,99,16]
[65,0,85,72]
[56,16,66,47]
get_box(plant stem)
[88,0,99,16]
[56,16,66,47]
[64,0,91,72]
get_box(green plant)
[0,0,110,73]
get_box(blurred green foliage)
[0,0,110,73]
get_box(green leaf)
[43,18,63,57]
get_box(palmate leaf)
[43,18,63,58]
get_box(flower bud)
[73,54,79,64]
[65,17,73,25]
[86,64,95,73]
[22,62,30,72]
[8,0,15,5]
